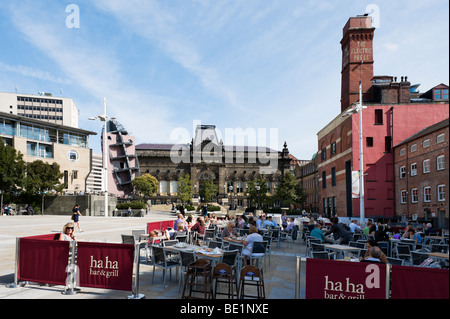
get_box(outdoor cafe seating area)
[121,218,296,299]
[119,215,448,299]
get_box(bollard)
[128,242,145,299]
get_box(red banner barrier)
[147,222,162,233]
[305,259,387,299]
[161,220,174,231]
[390,265,449,299]
[18,235,70,285]
[76,242,135,291]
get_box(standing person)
[324,217,353,245]
[71,203,83,232]
[281,212,288,229]
[27,204,34,216]
[127,207,132,217]
[349,219,361,232]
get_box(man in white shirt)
[349,219,361,233]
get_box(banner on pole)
[352,171,360,198]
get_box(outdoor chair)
[238,265,265,299]
[208,240,223,249]
[151,245,180,285]
[431,244,449,253]
[227,243,244,274]
[178,250,196,292]
[176,235,188,243]
[262,235,273,266]
[270,229,281,248]
[312,251,330,260]
[410,251,430,266]
[213,263,237,299]
[394,244,412,265]
[387,257,404,266]
[250,241,268,272]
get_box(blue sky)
[0,0,448,159]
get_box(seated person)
[242,225,264,265]
[263,216,277,228]
[361,246,385,263]
[310,224,326,242]
[222,221,239,239]
[360,240,388,263]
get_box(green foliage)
[116,201,146,210]
[275,172,306,206]
[24,160,64,194]
[178,173,193,204]
[246,176,269,207]
[199,179,218,204]
[0,139,26,195]
[132,174,159,197]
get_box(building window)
[68,150,79,162]
[437,133,445,143]
[444,89,449,99]
[423,159,431,173]
[330,142,336,156]
[400,190,407,204]
[424,186,431,202]
[159,181,168,194]
[410,163,417,176]
[375,109,383,125]
[399,148,406,156]
[422,139,430,148]
[321,148,326,161]
[410,144,417,152]
[437,155,445,170]
[331,167,336,186]
[170,181,178,194]
[411,188,418,203]
[322,171,326,189]
[438,185,445,202]
[236,181,244,193]
[400,166,406,178]
[366,137,374,147]
[385,136,392,153]
[434,89,441,100]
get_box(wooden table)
[430,252,449,260]
[323,244,361,259]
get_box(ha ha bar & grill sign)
[76,242,135,291]
[305,259,388,299]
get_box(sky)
[0,0,448,160]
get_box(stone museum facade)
[135,125,291,207]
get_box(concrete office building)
[0,111,96,193]
[0,91,79,128]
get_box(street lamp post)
[256,184,261,210]
[89,97,115,218]
[342,81,366,227]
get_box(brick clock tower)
[340,15,375,112]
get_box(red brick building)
[394,118,449,228]
[316,14,449,220]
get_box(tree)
[24,160,65,195]
[178,173,193,204]
[199,178,218,204]
[246,176,269,208]
[132,174,159,198]
[0,139,26,196]
[275,172,301,207]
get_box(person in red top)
[191,217,205,245]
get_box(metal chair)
[387,257,404,266]
[151,245,180,285]
[410,251,430,266]
[312,251,330,259]
[250,241,268,272]
[208,240,223,249]
[178,250,196,292]
[431,244,449,253]
[394,244,412,265]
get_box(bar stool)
[182,259,212,299]
[212,263,237,299]
[238,265,265,299]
